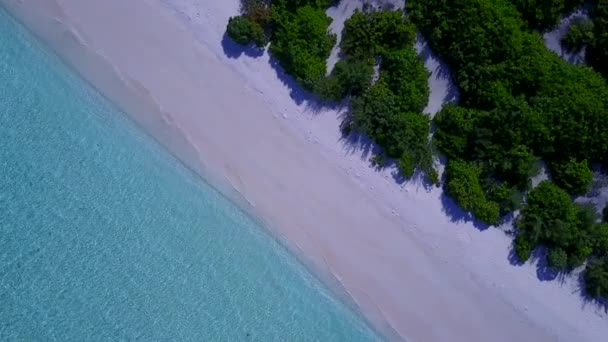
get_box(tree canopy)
[561,17,595,53]
[585,258,608,299]
[587,0,608,77]
[226,16,267,47]
[225,0,336,90]
[342,9,435,181]
[515,182,597,269]
[510,0,583,31]
[409,0,608,213]
[549,158,593,196]
[226,3,435,181]
[226,0,608,300]
[410,0,608,296]
[270,4,337,90]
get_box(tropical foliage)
[226,0,608,300]
[409,0,608,297]
[343,10,434,180]
[510,0,583,30]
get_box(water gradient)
[0,7,381,341]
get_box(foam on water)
[0,7,380,341]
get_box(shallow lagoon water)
[0,7,380,341]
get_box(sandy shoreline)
[3,0,607,340]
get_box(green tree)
[318,58,373,100]
[381,49,431,113]
[518,182,577,245]
[550,158,593,196]
[341,9,416,60]
[444,160,500,225]
[487,182,523,214]
[399,151,416,178]
[511,0,583,31]
[561,17,595,53]
[589,223,608,256]
[433,105,481,159]
[514,233,533,261]
[547,247,569,269]
[351,80,434,179]
[584,257,608,299]
[270,5,336,90]
[516,182,594,267]
[226,16,267,47]
[587,0,608,78]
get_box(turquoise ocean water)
[0,8,380,341]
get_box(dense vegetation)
[227,2,436,181]
[226,0,336,90]
[227,0,608,300]
[561,17,595,52]
[409,0,608,298]
[585,258,608,298]
[227,16,267,47]
[513,181,605,268]
[586,0,608,77]
[339,10,435,181]
[510,0,583,31]
[558,0,608,79]
[270,3,337,89]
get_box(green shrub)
[226,16,267,47]
[475,200,501,225]
[510,0,584,31]
[590,224,608,254]
[561,17,595,52]
[341,9,416,59]
[444,160,485,212]
[351,79,434,179]
[433,105,481,159]
[586,0,608,77]
[568,245,592,268]
[270,5,336,90]
[518,181,577,245]
[381,49,431,113]
[515,233,533,262]
[517,182,595,269]
[548,247,569,269]
[487,182,523,214]
[550,158,593,196]
[399,151,416,178]
[444,160,500,224]
[427,168,440,186]
[584,257,608,299]
[318,58,373,100]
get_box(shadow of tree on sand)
[439,192,491,231]
[221,32,264,59]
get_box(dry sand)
[3,0,607,340]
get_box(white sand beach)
[3,0,606,340]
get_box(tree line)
[408,0,608,299]
[227,0,437,182]
[227,0,608,300]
